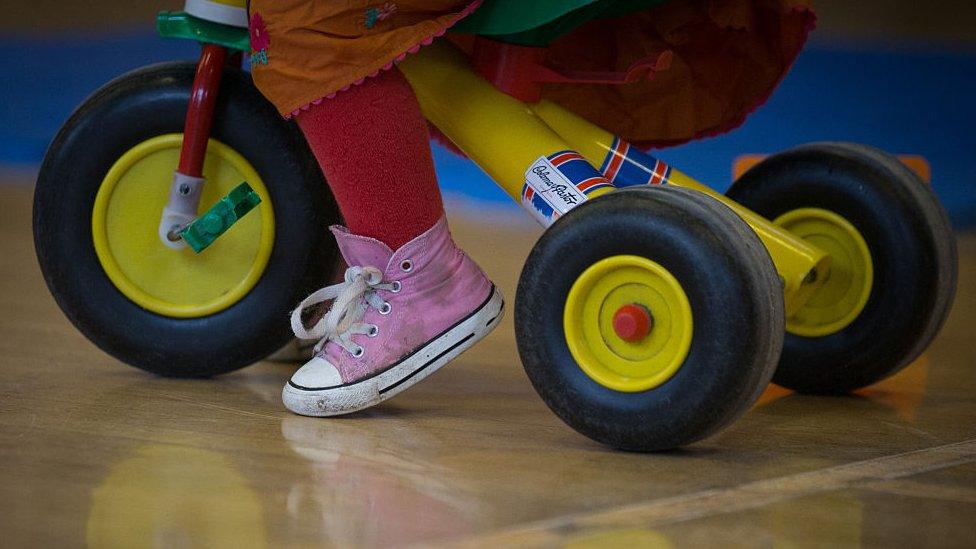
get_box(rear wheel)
[516,186,784,451]
[727,142,957,393]
[34,62,341,377]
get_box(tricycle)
[33,0,957,450]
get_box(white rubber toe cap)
[289,356,343,390]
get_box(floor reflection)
[87,445,266,548]
[238,370,482,545]
[279,417,479,546]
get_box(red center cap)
[612,304,653,342]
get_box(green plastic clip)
[180,182,261,253]
[156,11,251,52]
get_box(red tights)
[296,67,444,250]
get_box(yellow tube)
[398,42,613,202]
[530,100,831,316]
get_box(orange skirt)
[249,0,815,148]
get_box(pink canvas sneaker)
[283,216,504,416]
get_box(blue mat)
[2,29,974,227]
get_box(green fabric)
[453,0,668,46]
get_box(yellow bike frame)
[400,42,830,316]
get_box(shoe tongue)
[330,225,394,270]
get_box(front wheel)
[516,186,785,451]
[34,62,341,377]
[727,142,958,393]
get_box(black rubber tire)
[515,186,784,451]
[727,142,958,394]
[33,62,341,378]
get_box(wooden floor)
[2,185,975,547]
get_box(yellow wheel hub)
[564,255,693,392]
[774,208,873,337]
[92,134,274,318]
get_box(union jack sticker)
[598,137,673,187]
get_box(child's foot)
[283,216,504,416]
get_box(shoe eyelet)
[367,325,379,337]
[400,260,413,273]
[379,302,392,315]
[391,280,402,293]
[352,346,365,358]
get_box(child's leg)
[283,67,503,417]
[295,67,443,250]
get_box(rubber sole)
[282,286,505,416]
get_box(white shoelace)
[290,266,397,356]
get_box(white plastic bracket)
[158,172,206,249]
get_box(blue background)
[2,29,974,227]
